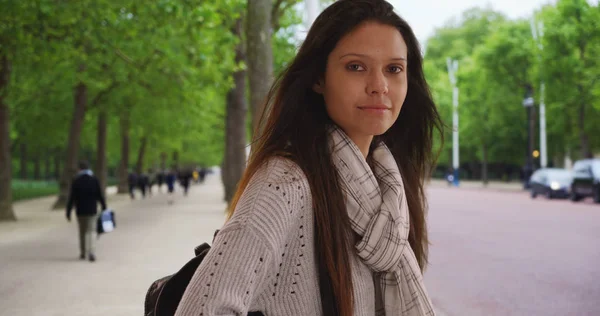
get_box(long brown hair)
[228,1,443,315]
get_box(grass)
[11,178,119,202]
[12,180,59,202]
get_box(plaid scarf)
[328,126,435,316]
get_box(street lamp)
[447,58,460,186]
[531,17,547,168]
[523,85,535,189]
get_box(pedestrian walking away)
[147,168,157,197]
[128,171,138,200]
[138,172,149,198]
[66,161,108,262]
[157,171,165,193]
[178,169,192,197]
[165,169,177,204]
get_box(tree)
[423,1,600,180]
[424,8,510,178]
[49,1,131,209]
[0,0,37,221]
[223,17,248,203]
[0,0,305,218]
[541,0,600,159]
[461,19,535,182]
[223,0,300,202]
[0,55,15,221]
[247,0,274,136]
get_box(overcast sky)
[388,0,555,43]
[299,0,600,43]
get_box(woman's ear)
[312,79,324,94]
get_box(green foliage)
[424,0,600,171]
[4,0,304,177]
[273,2,302,76]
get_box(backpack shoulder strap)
[315,218,339,316]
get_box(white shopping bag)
[97,209,116,234]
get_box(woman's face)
[315,21,408,148]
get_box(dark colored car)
[570,159,600,203]
[530,168,572,199]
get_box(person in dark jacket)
[156,171,165,193]
[127,171,138,200]
[165,169,177,204]
[66,161,107,262]
[138,172,149,198]
[178,169,193,196]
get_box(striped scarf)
[328,126,435,316]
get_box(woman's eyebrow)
[339,53,406,62]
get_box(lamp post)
[531,18,547,168]
[523,85,535,189]
[447,58,460,186]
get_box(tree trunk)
[33,155,41,180]
[54,149,61,180]
[247,0,273,137]
[117,110,130,194]
[160,152,167,171]
[53,64,88,210]
[96,108,108,192]
[19,143,27,179]
[45,153,52,180]
[135,136,148,175]
[224,18,249,203]
[481,142,489,186]
[0,54,16,221]
[578,101,591,158]
[172,151,179,170]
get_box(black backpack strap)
[315,216,339,316]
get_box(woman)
[176,0,442,315]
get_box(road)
[0,177,599,315]
[426,186,600,316]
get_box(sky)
[388,0,554,43]
[299,0,599,44]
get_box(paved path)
[0,177,227,316]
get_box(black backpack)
[144,230,337,316]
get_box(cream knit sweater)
[175,157,381,316]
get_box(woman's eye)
[388,66,403,74]
[347,64,364,71]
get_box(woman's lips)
[358,105,390,114]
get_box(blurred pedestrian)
[66,161,107,262]
[199,167,207,183]
[138,171,149,198]
[147,169,157,196]
[127,170,137,200]
[165,169,177,204]
[156,170,165,193]
[179,169,192,196]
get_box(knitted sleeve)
[175,157,311,316]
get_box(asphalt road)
[425,186,600,316]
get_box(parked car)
[570,159,600,203]
[530,168,572,199]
